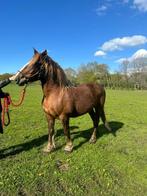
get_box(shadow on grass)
[56,121,124,150]
[0,126,78,159]
[0,122,123,159]
[0,134,48,159]
[72,121,124,150]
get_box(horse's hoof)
[105,122,112,132]
[89,138,97,144]
[64,144,73,153]
[42,145,55,153]
[108,127,112,132]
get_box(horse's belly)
[69,103,94,117]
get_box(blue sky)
[0,0,147,73]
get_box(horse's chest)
[42,96,62,117]
[42,98,49,113]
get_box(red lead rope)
[2,97,11,127]
[2,86,27,127]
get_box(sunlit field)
[0,84,147,195]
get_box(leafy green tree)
[77,62,109,85]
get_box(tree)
[64,68,77,85]
[120,59,130,88]
[0,73,13,80]
[130,58,147,89]
[77,62,109,85]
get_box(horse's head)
[16,49,47,86]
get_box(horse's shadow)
[0,126,78,159]
[0,135,48,159]
[0,121,123,159]
[56,121,124,150]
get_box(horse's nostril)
[16,78,20,84]
[16,77,28,86]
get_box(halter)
[38,63,46,80]
[36,55,49,80]
[17,55,48,84]
[16,70,29,84]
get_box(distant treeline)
[1,60,147,89]
[64,60,147,90]
[0,73,13,80]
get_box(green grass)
[0,85,147,196]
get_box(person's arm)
[0,73,19,89]
[0,79,11,89]
[0,89,7,98]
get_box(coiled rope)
[2,85,27,127]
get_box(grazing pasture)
[0,84,147,196]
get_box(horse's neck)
[41,81,60,96]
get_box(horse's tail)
[99,88,111,131]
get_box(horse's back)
[75,83,105,98]
[65,83,105,116]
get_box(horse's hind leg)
[43,115,55,153]
[89,109,100,143]
[61,116,73,153]
[98,106,111,132]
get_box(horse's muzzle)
[16,76,28,86]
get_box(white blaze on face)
[9,60,31,81]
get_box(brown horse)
[16,49,111,152]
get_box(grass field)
[0,84,147,196]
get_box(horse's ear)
[42,50,48,56]
[33,48,39,55]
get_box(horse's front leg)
[61,116,73,152]
[43,115,55,153]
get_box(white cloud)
[130,48,147,61]
[116,49,147,64]
[95,1,147,15]
[96,5,108,15]
[116,58,128,64]
[101,35,147,52]
[94,50,106,57]
[133,0,147,12]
